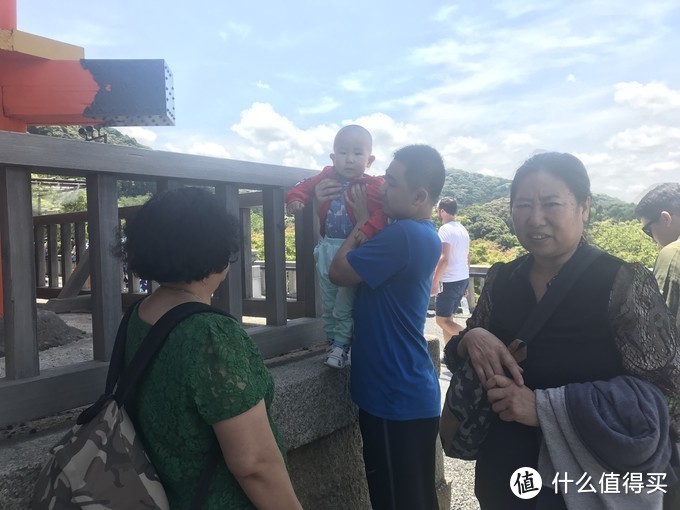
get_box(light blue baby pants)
[314,237,357,348]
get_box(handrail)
[0,131,323,428]
[33,206,140,225]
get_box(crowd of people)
[109,124,678,510]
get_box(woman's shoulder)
[172,312,252,350]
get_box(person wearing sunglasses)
[635,183,680,332]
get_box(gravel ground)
[1,311,479,509]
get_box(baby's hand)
[314,178,342,203]
[287,201,305,215]
[354,229,369,245]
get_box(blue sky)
[18,0,680,202]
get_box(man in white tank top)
[430,197,470,344]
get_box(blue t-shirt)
[347,219,442,420]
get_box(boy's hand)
[353,229,368,245]
[287,201,305,215]
[345,183,370,225]
[314,179,342,203]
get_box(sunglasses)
[642,217,658,238]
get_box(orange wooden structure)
[0,0,174,317]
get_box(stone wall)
[0,340,450,509]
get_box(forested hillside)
[441,169,655,266]
[30,126,154,214]
[29,127,657,267]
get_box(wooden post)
[34,225,46,287]
[0,165,39,378]
[60,222,73,282]
[262,187,287,326]
[87,174,121,361]
[74,221,86,263]
[213,184,243,321]
[46,224,58,287]
[240,208,253,299]
[296,203,321,317]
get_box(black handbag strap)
[110,299,234,510]
[516,243,603,344]
[113,301,235,405]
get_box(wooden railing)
[0,131,323,428]
[467,265,490,311]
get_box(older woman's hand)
[459,327,524,386]
[486,374,538,427]
[314,178,342,204]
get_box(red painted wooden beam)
[0,0,16,30]
[0,59,175,128]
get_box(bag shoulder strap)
[114,300,233,510]
[114,301,235,405]
[517,244,603,344]
[103,300,139,396]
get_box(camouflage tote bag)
[440,339,525,460]
[440,244,602,460]
[32,398,170,510]
[32,301,229,510]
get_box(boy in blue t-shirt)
[329,144,446,510]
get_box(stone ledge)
[0,339,449,510]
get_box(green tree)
[591,194,636,222]
[460,198,519,249]
[441,169,512,208]
[61,189,88,212]
[27,125,149,148]
[588,220,658,267]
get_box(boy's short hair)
[438,197,458,215]
[635,183,680,220]
[122,187,240,283]
[393,145,446,203]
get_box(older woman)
[121,187,302,510]
[444,153,679,509]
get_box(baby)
[286,125,386,368]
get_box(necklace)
[159,285,205,302]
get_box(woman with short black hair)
[121,186,302,510]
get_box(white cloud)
[614,81,680,113]
[567,73,576,82]
[432,5,459,22]
[645,160,680,173]
[340,76,366,92]
[478,168,498,176]
[231,102,332,168]
[410,39,487,67]
[572,152,612,166]
[185,142,231,158]
[219,21,250,40]
[502,133,539,152]
[494,0,561,18]
[607,125,680,152]
[298,97,341,115]
[442,137,489,158]
[255,81,271,89]
[117,127,158,146]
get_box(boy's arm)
[358,179,387,239]
[285,167,333,207]
[329,223,364,286]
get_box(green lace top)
[124,306,284,510]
